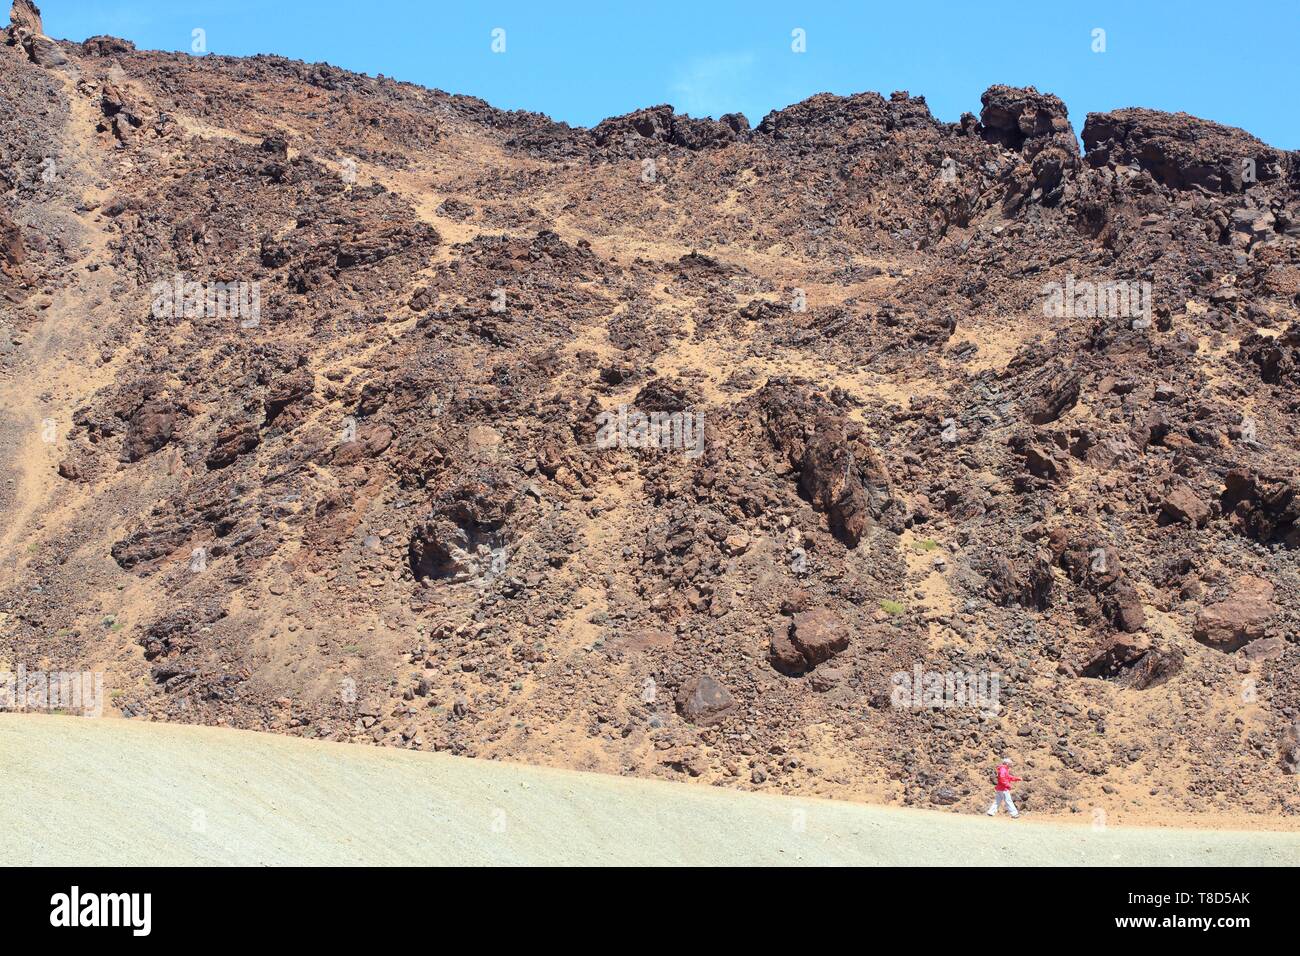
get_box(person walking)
[987,757,1021,817]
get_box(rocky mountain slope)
[3,0,1299,821]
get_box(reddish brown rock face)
[330,423,393,465]
[1222,470,1300,548]
[1126,646,1185,690]
[799,421,873,546]
[3,16,1299,821]
[206,421,261,469]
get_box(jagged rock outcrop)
[760,382,895,546]
[756,89,937,144]
[8,0,40,33]
[81,34,135,56]
[979,84,1079,207]
[1082,108,1288,193]
[5,0,67,67]
[1222,470,1300,548]
[591,104,747,153]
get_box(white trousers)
[987,791,1018,816]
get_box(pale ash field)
[3,715,1298,866]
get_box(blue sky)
[30,1,1300,148]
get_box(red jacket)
[996,765,1021,791]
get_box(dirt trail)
[3,714,1296,866]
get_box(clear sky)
[29,1,1300,148]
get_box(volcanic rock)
[1160,483,1210,528]
[675,675,736,725]
[1193,576,1278,652]
[1082,108,1287,193]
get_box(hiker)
[987,757,1021,818]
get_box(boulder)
[1127,645,1185,690]
[760,383,894,546]
[768,620,808,675]
[1026,370,1081,425]
[1221,469,1300,548]
[1079,632,1150,679]
[790,609,850,666]
[265,367,313,423]
[1054,533,1146,632]
[1161,483,1210,527]
[1239,323,1300,387]
[798,416,873,545]
[110,522,191,570]
[675,675,736,725]
[1280,722,1300,776]
[1230,206,1277,249]
[1193,576,1277,651]
[1111,583,1146,633]
[930,786,961,806]
[407,476,513,582]
[1011,433,1069,486]
[982,549,1053,610]
[121,399,176,461]
[331,422,393,464]
[1239,636,1285,663]
[260,134,290,160]
[23,33,66,66]
[0,211,24,269]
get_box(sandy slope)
[2,714,1297,866]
